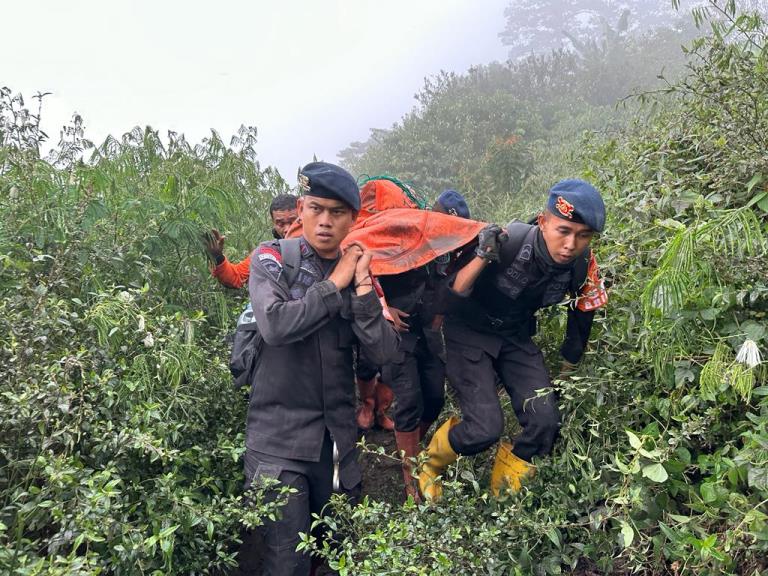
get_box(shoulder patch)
[256,243,283,281]
[257,245,283,266]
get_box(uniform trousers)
[243,431,361,576]
[382,328,446,432]
[445,334,561,461]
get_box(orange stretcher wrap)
[343,209,485,275]
[285,179,486,276]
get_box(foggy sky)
[4,1,510,179]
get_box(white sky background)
[5,0,510,179]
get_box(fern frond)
[642,206,766,320]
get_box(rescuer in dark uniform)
[244,162,399,575]
[418,179,608,500]
[384,188,472,499]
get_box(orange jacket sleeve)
[211,254,252,289]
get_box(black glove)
[475,224,506,262]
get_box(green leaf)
[700,482,718,503]
[748,465,768,490]
[699,308,719,321]
[676,447,692,465]
[626,430,642,450]
[658,522,677,542]
[741,320,766,343]
[619,521,635,548]
[158,525,179,538]
[758,193,768,213]
[545,527,562,549]
[746,173,763,194]
[639,448,662,460]
[642,463,668,483]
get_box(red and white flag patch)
[576,253,608,311]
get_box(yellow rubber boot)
[490,441,535,496]
[418,416,460,501]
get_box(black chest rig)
[494,223,586,308]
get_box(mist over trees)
[498,0,768,58]
[339,10,697,219]
[499,0,699,58]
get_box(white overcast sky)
[5,1,510,179]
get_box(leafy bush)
[0,93,289,574]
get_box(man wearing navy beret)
[244,161,399,575]
[433,189,471,219]
[419,179,608,500]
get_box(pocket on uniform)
[459,344,484,363]
[245,460,283,491]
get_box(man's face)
[537,211,595,264]
[271,208,298,238]
[299,196,356,257]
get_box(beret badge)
[555,196,574,219]
[298,174,311,192]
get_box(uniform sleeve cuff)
[351,289,382,316]
[315,279,343,314]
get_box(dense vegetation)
[1,0,766,574]
[0,103,291,573]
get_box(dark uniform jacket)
[442,226,600,364]
[247,237,399,481]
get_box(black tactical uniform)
[443,224,596,460]
[419,179,607,500]
[379,265,447,434]
[245,237,399,576]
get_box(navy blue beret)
[436,189,470,219]
[546,179,605,232]
[298,162,360,211]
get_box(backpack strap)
[500,220,534,263]
[278,237,302,288]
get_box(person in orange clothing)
[205,194,298,288]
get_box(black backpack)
[230,238,302,389]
